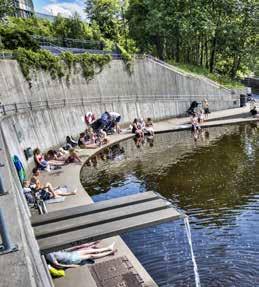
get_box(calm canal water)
[81,123,259,287]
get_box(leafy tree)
[126,0,257,79]
[85,0,121,40]
[5,16,52,36]
[52,13,97,40]
[1,29,39,50]
[0,17,43,50]
[0,0,14,19]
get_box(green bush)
[117,44,133,72]
[1,29,39,50]
[15,48,111,86]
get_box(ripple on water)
[81,124,259,287]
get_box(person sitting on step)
[30,167,77,199]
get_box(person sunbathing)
[45,242,117,268]
[33,148,49,170]
[78,132,99,149]
[30,168,77,199]
[46,150,66,162]
[65,148,82,163]
[34,148,65,170]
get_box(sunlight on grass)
[167,61,244,89]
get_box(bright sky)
[34,0,85,18]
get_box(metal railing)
[33,35,104,50]
[0,95,228,117]
[0,51,14,59]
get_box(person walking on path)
[202,99,210,121]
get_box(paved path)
[38,106,258,287]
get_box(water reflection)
[81,123,259,287]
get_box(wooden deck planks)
[34,198,170,239]
[38,208,181,254]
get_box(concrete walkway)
[38,106,258,287]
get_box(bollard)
[0,175,7,195]
[0,209,18,255]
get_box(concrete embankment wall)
[0,58,239,172]
[0,57,241,287]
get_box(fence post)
[63,99,66,107]
[0,208,18,255]
[29,101,32,111]
[14,103,18,113]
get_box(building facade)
[14,0,34,17]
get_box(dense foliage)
[0,15,101,44]
[0,0,257,84]
[15,48,111,85]
[85,0,121,40]
[126,0,257,79]
[0,0,14,19]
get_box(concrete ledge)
[38,109,258,287]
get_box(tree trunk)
[205,37,209,69]
[200,39,204,66]
[155,36,164,60]
[230,56,241,79]
[176,36,180,62]
[209,36,217,73]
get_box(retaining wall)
[0,58,239,172]
[0,56,244,287]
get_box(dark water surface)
[81,124,259,287]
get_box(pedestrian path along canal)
[81,123,259,287]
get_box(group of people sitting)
[73,111,122,149]
[90,111,122,135]
[188,99,210,133]
[33,147,82,171]
[190,110,205,132]
[130,117,155,148]
[131,117,154,137]
[22,110,123,205]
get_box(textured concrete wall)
[0,58,239,172]
[0,58,238,106]
[0,58,242,287]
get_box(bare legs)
[78,243,115,256]
[55,189,77,196]
[48,160,66,166]
[65,241,100,252]
[78,243,117,260]
[44,182,56,198]
[44,182,76,198]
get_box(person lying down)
[45,241,117,268]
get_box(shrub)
[15,48,111,87]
